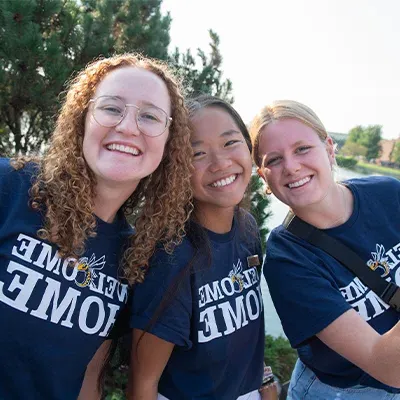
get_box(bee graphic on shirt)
[367,244,390,278]
[229,259,244,293]
[74,254,106,288]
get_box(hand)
[259,382,278,400]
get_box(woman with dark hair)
[129,95,277,399]
[0,53,193,399]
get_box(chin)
[217,199,243,209]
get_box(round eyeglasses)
[89,96,172,137]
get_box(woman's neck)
[194,204,235,234]
[93,182,136,223]
[293,182,353,229]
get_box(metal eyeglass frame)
[88,96,172,137]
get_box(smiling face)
[83,66,171,194]
[190,106,252,222]
[257,118,336,212]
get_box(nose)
[209,152,233,173]
[283,156,301,175]
[115,108,141,137]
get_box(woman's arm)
[260,384,278,400]
[77,340,110,400]
[318,308,400,388]
[128,328,175,400]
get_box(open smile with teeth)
[287,176,311,189]
[106,143,141,156]
[210,174,238,188]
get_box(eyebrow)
[191,129,241,147]
[106,95,165,110]
[264,140,308,158]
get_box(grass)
[354,161,400,179]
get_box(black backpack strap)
[283,211,400,312]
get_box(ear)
[325,136,336,164]
[257,167,266,182]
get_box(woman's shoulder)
[0,157,39,175]
[0,157,38,191]
[236,208,259,232]
[134,236,194,306]
[266,225,320,263]
[237,207,256,222]
[345,175,400,192]
[267,224,295,247]
[0,158,16,177]
[148,236,195,276]
[345,176,400,211]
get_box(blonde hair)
[12,53,193,284]
[249,100,328,167]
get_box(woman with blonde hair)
[250,99,400,399]
[0,53,192,399]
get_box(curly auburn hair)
[13,53,193,285]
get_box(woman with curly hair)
[0,53,192,400]
[129,95,277,400]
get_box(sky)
[161,0,400,139]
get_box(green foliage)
[335,155,358,169]
[340,141,367,158]
[264,334,297,383]
[347,125,364,143]
[0,0,234,155]
[355,161,400,179]
[0,0,171,154]
[346,125,382,160]
[104,365,128,399]
[0,0,77,154]
[170,30,233,103]
[249,173,272,252]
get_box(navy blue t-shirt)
[131,212,265,400]
[0,158,132,399]
[265,176,400,393]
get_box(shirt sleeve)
[130,241,194,349]
[0,159,19,225]
[264,228,352,348]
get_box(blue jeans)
[288,359,400,400]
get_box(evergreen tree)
[249,174,272,252]
[0,1,237,155]
[170,30,233,102]
[0,0,171,155]
[0,0,79,154]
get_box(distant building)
[376,138,400,166]
[329,132,347,149]
[378,139,396,162]
[329,132,348,143]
